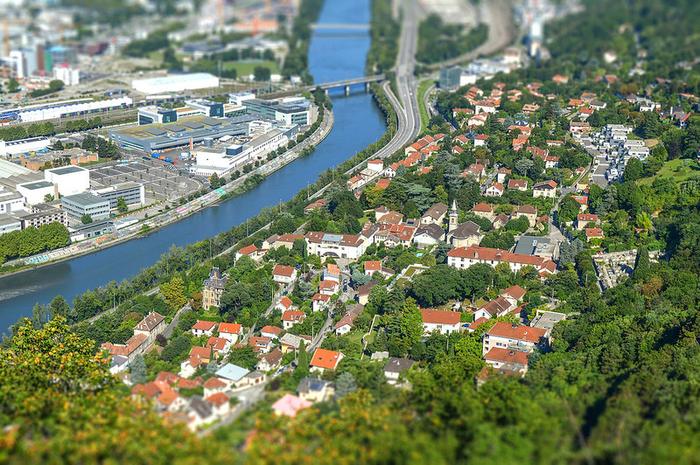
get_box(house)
[515,205,538,227]
[572,195,588,211]
[372,223,416,248]
[447,246,556,276]
[236,244,262,262]
[218,322,243,344]
[413,223,445,248]
[186,396,214,431]
[468,113,488,127]
[552,74,569,84]
[357,281,377,305]
[276,295,296,312]
[507,179,528,191]
[532,180,558,198]
[319,279,340,296]
[492,166,510,183]
[263,233,305,250]
[471,202,495,221]
[483,347,529,376]
[323,263,341,283]
[421,202,448,225]
[203,377,228,398]
[474,296,516,320]
[463,163,486,180]
[585,227,604,242]
[272,394,312,417]
[377,210,404,225]
[215,363,250,387]
[367,159,384,172]
[260,325,283,339]
[279,333,312,353]
[473,134,489,146]
[447,221,481,248]
[347,174,365,191]
[576,213,599,230]
[383,357,415,385]
[179,346,213,378]
[249,336,273,354]
[206,336,231,356]
[334,304,363,336]
[191,320,218,337]
[310,348,343,373]
[272,264,297,284]
[482,322,548,355]
[305,231,369,260]
[256,348,283,372]
[485,182,504,197]
[282,310,306,330]
[205,392,231,417]
[202,267,228,308]
[364,260,382,276]
[467,317,489,333]
[375,178,391,190]
[297,377,335,403]
[238,370,265,388]
[102,311,166,366]
[420,309,462,335]
[492,213,510,230]
[304,198,327,214]
[312,293,331,312]
[501,285,526,306]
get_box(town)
[1,0,700,463]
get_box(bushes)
[0,223,70,264]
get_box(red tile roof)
[192,320,218,332]
[447,246,556,273]
[484,347,529,366]
[487,322,547,343]
[261,325,283,336]
[273,264,296,277]
[420,309,461,325]
[219,322,242,335]
[282,310,306,322]
[310,348,342,370]
[238,244,258,255]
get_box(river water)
[0,0,384,332]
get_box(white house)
[420,309,462,335]
[482,322,548,355]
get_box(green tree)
[228,345,259,370]
[81,214,93,224]
[632,246,651,282]
[49,295,70,318]
[117,197,128,214]
[7,78,19,92]
[160,275,187,310]
[130,354,147,384]
[335,372,358,399]
[385,299,423,357]
[624,158,644,182]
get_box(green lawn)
[638,159,700,186]
[225,60,279,76]
[417,79,433,134]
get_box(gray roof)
[422,202,448,220]
[514,236,551,256]
[188,395,213,419]
[135,312,165,332]
[451,221,481,239]
[19,180,53,190]
[0,214,20,227]
[48,166,85,175]
[62,192,109,206]
[297,377,332,394]
[416,223,444,240]
[384,357,415,373]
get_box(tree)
[335,372,357,399]
[81,214,93,224]
[0,318,228,464]
[385,299,423,357]
[44,193,54,202]
[160,275,187,310]
[624,158,644,182]
[515,158,534,176]
[49,295,70,318]
[254,66,272,82]
[228,345,259,370]
[117,197,128,214]
[632,246,651,282]
[7,78,19,93]
[130,354,147,384]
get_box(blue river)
[0,0,385,332]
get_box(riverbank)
[0,107,335,278]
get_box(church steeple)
[449,199,458,232]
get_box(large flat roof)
[62,192,108,206]
[48,166,86,175]
[18,180,54,190]
[0,159,32,179]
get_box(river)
[0,0,385,332]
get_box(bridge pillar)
[324,88,329,96]
[344,85,350,96]
[365,82,370,92]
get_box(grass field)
[638,158,700,186]
[417,79,433,134]
[225,60,279,76]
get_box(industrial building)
[242,97,310,126]
[69,221,116,242]
[61,192,111,221]
[92,182,145,210]
[16,180,56,205]
[16,204,67,229]
[0,137,52,158]
[44,165,90,197]
[0,215,21,235]
[131,73,220,95]
[137,99,224,125]
[109,115,256,152]
[0,188,25,214]
[0,97,133,124]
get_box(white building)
[53,64,80,86]
[132,73,220,95]
[0,137,52,158]
[447,246,556,276]
[17,180,57,205]
[14,97,133,123]
[482,322,548,355]
[420,309,462,335]
[0,188,25,214]
[44,166,90,196]
[305,231,369,260]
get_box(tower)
[449,199,458,232]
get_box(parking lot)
[90,157,204,203]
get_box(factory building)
[0,137,52,158]
[0,97,133,124]
[44,166,90,197]
[137,99,224,125]
[92,182,145,210]
[131,73,220,95]
[242,97,310,126]
[61,192,111,221]
[16,180,57,206]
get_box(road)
[424,0,515,70]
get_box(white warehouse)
[131,73,220,95]
[44,166,90,197]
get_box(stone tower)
[449,199,459,232]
